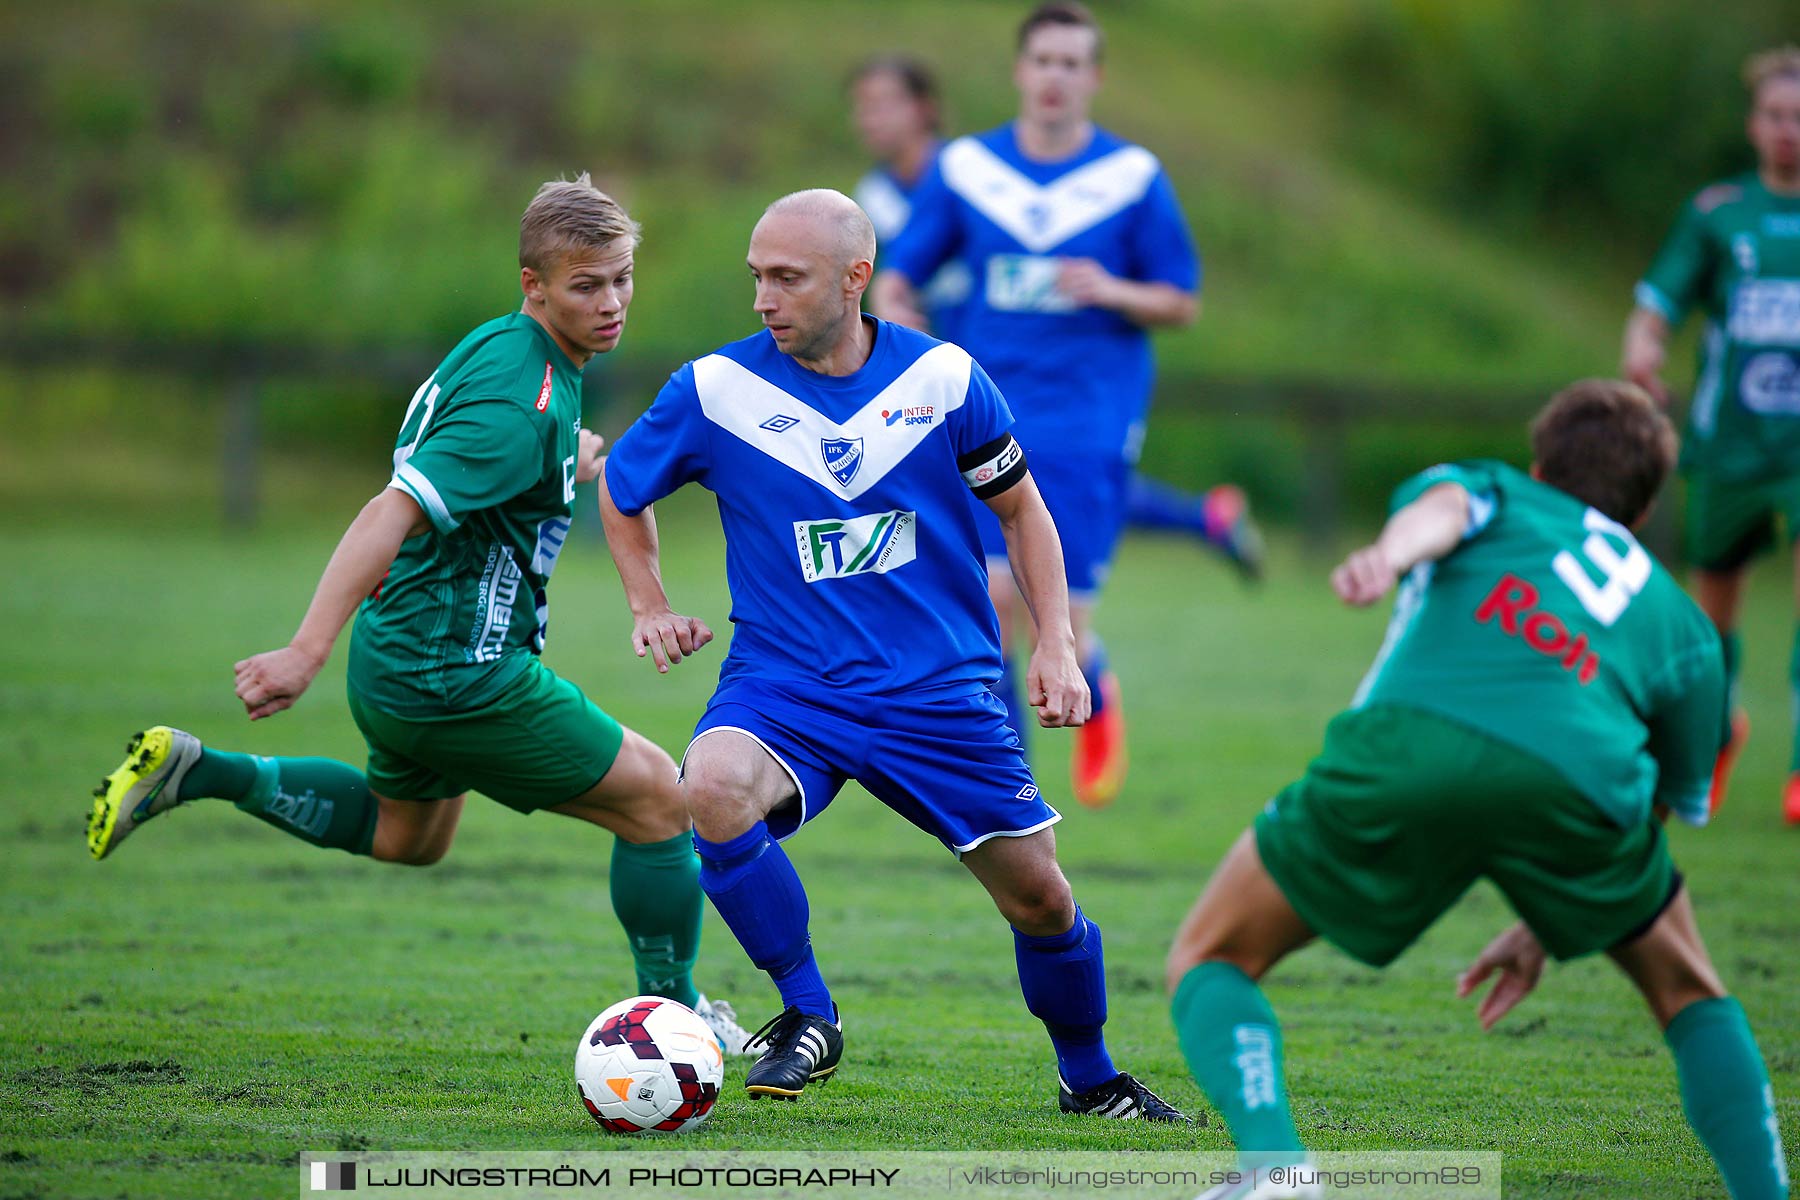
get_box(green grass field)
[3,488,1796,1199]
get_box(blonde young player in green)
[1166,382,1787,1200]
[85,176,752,1053]
[1623,46,1800,822]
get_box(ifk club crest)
[822,437,864,487]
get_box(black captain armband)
[958,433,1028,500]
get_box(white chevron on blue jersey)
[938,137,1161,254]
[855,169,911,242]
[693,342,973,501]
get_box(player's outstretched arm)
[597,469,712,674]
[1456,921,1547,1031]
[1330,481,1472,607]
[868,271,930,331]
[1621,307,1673,407]
[985,473,1091,728]
[1056,259,1196,328]
[573,428,607,483]
[235,488,428,720]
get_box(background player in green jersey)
[86,175,752,1053]
[1623,46,1800,824]
[1166,381,1788,1200]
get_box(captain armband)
[957,433,1028,500]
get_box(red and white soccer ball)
[574,996,724,1134]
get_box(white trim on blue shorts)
[951,808,1062,859]
[681,725,809,842]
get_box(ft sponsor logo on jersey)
[1474,574,1601,685]
[881,405,936,428]
[792,510,917,583]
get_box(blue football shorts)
[683,676,1060,857]
[976,452,1129,600]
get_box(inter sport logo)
[881,405,936,427]
[793,510,918,583]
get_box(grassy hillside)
[3,0,1681,391]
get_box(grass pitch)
[2,488,1795,1198]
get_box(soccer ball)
[574,996,724,1134]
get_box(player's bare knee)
[680,766,762,841]
[399,841,449,867]
[373,827,447,866]
[610,736,690,839]
[999,874,1075,936]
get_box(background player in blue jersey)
[600,188,1187,1119]
[849,51,1264,591]
[869,3,1222,809]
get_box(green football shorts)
[1683,469,1800,572]
[1254,703,1677,966]
[347,659,625,813]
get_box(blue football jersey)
[605,319,1020,697]
[886,124,1199,461]
[855,156,974,346]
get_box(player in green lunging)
[1623,46,1800,823]
[86,175,753,1056]
[1166,381,1788,1200]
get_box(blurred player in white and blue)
[850,51,1262,583]
[600,188,1187,1120]
[870,3,1209,809]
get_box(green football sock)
[177,747,261,803]
[1171,962,1306,1167]
[185,751,377,855]
[610,833,703,1008]
[1665,997,1789,1200]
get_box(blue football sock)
[992,657,1030,752]
[1126,473,1212,538]
[694,823,833,1018]
[1014,906,1116,1092]
[1082,640,1109,719]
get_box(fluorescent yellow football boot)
[88,726,202,861]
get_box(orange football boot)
[1708,710,1749,817]
[1782,772,1800,826]
[1072,671,1127,809]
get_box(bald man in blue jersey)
[600,188,1187,1120]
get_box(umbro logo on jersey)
[760,414,800,433]
[881,406,935,428]
[821,437,865,486]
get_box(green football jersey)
[1353,461,1725,829]
[348,312,585,716]
[1637,172,1800,480]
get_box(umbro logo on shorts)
[1016,784,1039,801]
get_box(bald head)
[759,189,877,270]
[747,189,879,371]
